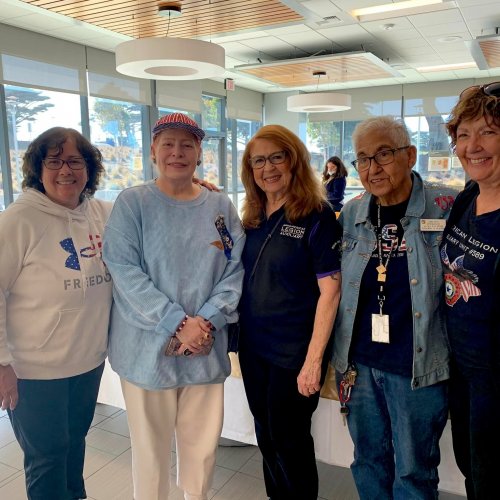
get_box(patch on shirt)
[434,195,455,211]
[212,214,234,259]
[280,224,305,239]
[353,191,368,201]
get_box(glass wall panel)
[404,115,465,189]
[89,96,144,202]
[202,95,223,133]
[5,85,81,199]
[226,118,261,213]
[201,137,222,187]
[306,121,342,175]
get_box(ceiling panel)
[22,0,304,38]
[0,0,496,93]
[236,52,401,88]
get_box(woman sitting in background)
[322,156,348,211]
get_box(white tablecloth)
[98,361,466,496]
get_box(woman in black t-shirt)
[443,81,500,500]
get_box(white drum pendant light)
[115,2,225,80]
[287,93,351,113]
[116,37,225,80]
[287,71,351,113]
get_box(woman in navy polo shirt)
[238,124,342,500]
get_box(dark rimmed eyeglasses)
[459,81,500,100]
[43,158,87,170]
[248,150,287,169]
[351,146,410,171]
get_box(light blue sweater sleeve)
[103,190,186,337]
[197,225,245,330]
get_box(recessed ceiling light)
[352,0,456,22]
[352,0,442,17]
[437,35,463,43]
[158,2,182,18]
[416,62,477,72]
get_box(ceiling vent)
[316,15,342,26]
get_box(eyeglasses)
[459,81,500,100]
[248,151,287,169]
[351,146,410,171]
[43,158,86,170]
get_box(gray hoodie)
[0,188,112,379]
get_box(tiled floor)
[0,403,465,500]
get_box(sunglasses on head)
[460,81,500,100]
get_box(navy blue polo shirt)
[239,204,342,370]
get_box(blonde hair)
[241,125,326,229]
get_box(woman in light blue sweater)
[103,113,245,500]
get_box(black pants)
[449,353,500,500]
[8,363,104,500]
[239,350,321,500]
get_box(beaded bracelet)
[175,315,188,335]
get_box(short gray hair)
[352,116,411,152]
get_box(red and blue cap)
[152,113,205,143]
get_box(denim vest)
[332,172,457,389]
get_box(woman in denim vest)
[332,116,457,499]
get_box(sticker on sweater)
[212,214,233,259]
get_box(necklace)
[376,203,398,283]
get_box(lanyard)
[249,212,285,280]
[375,203,398,314]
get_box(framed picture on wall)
[428,156,450,172]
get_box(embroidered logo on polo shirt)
[280,224,305,239]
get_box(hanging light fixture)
[287,71,351,113]
[115,2,225,80]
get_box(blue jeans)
[8,363,104,500]
[338,363,448,500]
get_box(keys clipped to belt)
[339,363,357,426]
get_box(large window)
[201,95,225,190]
[306,119,363,203]
[89,96,145,202]
[404,115,465,189]
[227,118,261,213]
[5,85,81,199]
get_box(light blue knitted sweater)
[103,182,245,390]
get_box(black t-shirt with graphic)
[239,205,342,370]
[442,196,500,355]
[350,200,414,377]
